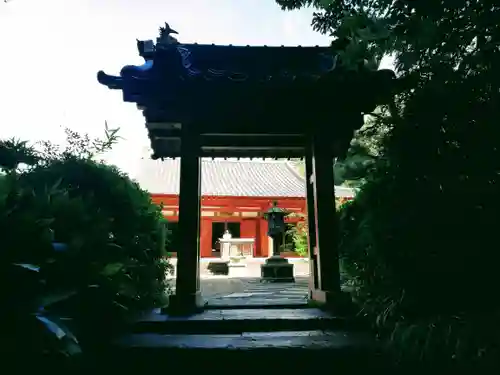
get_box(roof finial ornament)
[157,22,179,46]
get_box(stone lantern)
[260,201,294,282]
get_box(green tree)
[277,0,500,370]
[290,117,385,187]
[334,110,390,186]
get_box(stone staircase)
[96,308,394,373]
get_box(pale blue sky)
[0,0,391,177]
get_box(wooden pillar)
[304,141,319,290]
[168,124,204,314]
[254,218,262,257]
[240,219,255,239]
[309,133,341,303]
[200,218,213,258]
[258,218,268,257]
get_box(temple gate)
[97,23,395,314]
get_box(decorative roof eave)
[97,60,155,102]
[96,22,397,128]
[97,71,123,90]
[121,60,154,78]
[96,23,180,99]
[97,22,398,93]
[96,22,343,95]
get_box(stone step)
[131,308,366,335]
[116,330,373,350]
[204,301,309,309]
[100,330,391,373]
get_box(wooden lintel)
[150,148,306,159]
[152,196,307,211]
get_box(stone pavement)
[167,258,310,307]
[206,277,309,307]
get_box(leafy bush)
[292,229,308,257]
[19,156,171,315]
[339,156,500,370]
[0,172,83,367]
[0,126,171,355]
[289,221,308,257]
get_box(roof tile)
[134,158,354,198]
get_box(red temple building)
[135,157,354,258]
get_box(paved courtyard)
[167,258,310,306]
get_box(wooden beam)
[153,195,307,206]
[151,147,306,159]
[201,135,305,148]
[145,108,322,134]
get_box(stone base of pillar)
[165,291,205,316]
[309,289,355,315]
[260,256,295,283]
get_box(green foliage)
[335,111,390,186]
[18,157,171,311]
[0,138,39,172]
[338,159,500,369]
[0,170,83,366]
[0,125,171,358]
[277,0,500,370]
[0,261,82,366]
[284,200,349,257]
[285,219,309,257]
[292,227,308,257]
[38,122,121,161]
